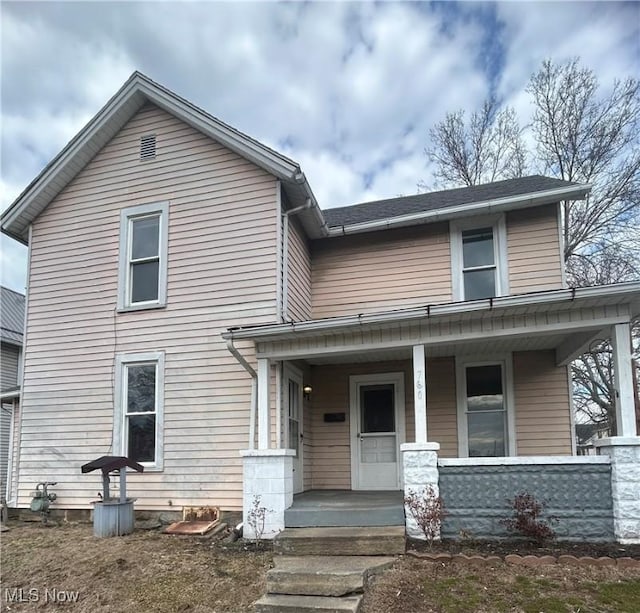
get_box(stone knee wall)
[438,463,615,541]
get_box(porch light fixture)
[303,385,312,400]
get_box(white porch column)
[257,358,271,449]
[611,323,637,437]
[595,437,640,544]
[240,449,295,540]
[412,344,428,443]
[401,442,440,540]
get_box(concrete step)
[284,503,404,528]
[274,526,405,556]
[254,594,362,613]
[267,555,395,597]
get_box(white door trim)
[349,372,406,490]
[283,363,304,493]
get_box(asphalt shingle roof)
[0,286,25,345]
[322,175,579,228]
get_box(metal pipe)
[284,199,312,216]
[226,339,258,449]
[120,467,127,503]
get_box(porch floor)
[284,490,405,528]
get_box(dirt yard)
[2,522,640,612]
[1,522,271,612]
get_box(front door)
[350,373,405,490]
[284,366,304,494]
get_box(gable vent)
[140,134,156,160]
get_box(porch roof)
[223,283,640,364]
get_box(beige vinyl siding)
[286,217,312,321]
[19,104,279,511]
[1,344,19,391]
[507,204,564,294]
[513,350,572,455]
[311,224,451,319]
[425,358,458,458]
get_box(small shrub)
[500,492,558,544]
[246,495,269,543]
[404,486,447,547]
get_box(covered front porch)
[226,283,640,542]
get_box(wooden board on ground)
[165,519,220,535]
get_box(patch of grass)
[363,557,640,613]
[594,580,640,613]
[428,575,483,611]
[521,596,576,613]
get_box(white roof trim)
[223,282,640,340]
[327,184,592,236]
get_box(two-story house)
[2,73,639,543]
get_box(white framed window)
[450,215,508,301]
[456,355,516,458]
[114,351,165,470]
[117,201,169,311]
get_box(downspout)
[226,339,257,450]
[276,181,283,323]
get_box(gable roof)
[1,72,327,244]
[323,175,591,235]
[0,286,25,345]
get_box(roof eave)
[327,183,592,237]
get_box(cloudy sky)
[1,1,638,292]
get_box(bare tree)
[424,58,640,432]
[527,59,640,276]
[425,99,527,188]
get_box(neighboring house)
[576,423,611,456]
[0,286,25,503]
[1,73,639,543]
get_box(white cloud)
[1,1,637,291]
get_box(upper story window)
[462,228,496,300]
[117,201,169,311]
[451,215,508,301]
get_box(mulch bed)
[408,537,640,559]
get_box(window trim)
[114,351,165,471]
[450,214,508,301]
[455,353,517,458]
[117,201,169,311]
